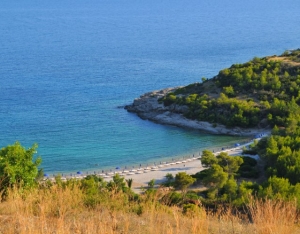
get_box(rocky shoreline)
[124,87,271,137]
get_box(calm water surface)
[0,0,299,173]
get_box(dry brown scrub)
[0,186,299,234]
[267,56,300,66]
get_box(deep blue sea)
[0,0,299,174]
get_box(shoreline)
[106,137,263,193]
[44,136,252,178]
[124,87,271,137]
[43,86,271,188]
[44,135,267,193]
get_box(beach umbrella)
[234,143,240,147]
[44,173,49,177]
[77,171,82,175]
[115,166,120,170]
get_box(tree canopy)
[160,49,300,128]
[174,172,196,193]
[0,142,42,192]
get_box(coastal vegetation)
[160,49,300,128]
[0,142,42,196]
[0,165,299,233]
[192,132,300,209]
[2,50,300,233]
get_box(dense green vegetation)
[0,142,42,195]
[160,49,300,128]
[158,124,298,208]
[190,151,259,206]
[243,124,300,207]
[157,50,300,209]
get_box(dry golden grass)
[267,56,300,66]
[247,198,299,234]
[0,186,299,234]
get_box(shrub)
[185,191,199,200]
[242,156,257,166]
[0,142,42,195]
[161,191,183,205]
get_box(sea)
[0,0,299,174]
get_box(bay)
[0,0,299,173]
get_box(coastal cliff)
[124,87,270,136]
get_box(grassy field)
[0,184,299,234]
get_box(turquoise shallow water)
[0,0,299,174]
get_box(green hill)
[160,49,300,128]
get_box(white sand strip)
[102,136,267,193]
[45,135,267,193]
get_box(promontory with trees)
[161,49,300,128]
[1,50,300,233]
[125,49,300,203]
[126,49,300,136]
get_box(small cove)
[0,0,299,174]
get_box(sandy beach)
[101,139,261,193]
[46,135,267,194]
[104,157,204,193]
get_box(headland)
[124,87,271,137]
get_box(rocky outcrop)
[124,87,187,118]
[124,88,271,137]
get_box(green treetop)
[0,142,42,192]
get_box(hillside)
[124,50,300,208]
[157,49,300,129]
